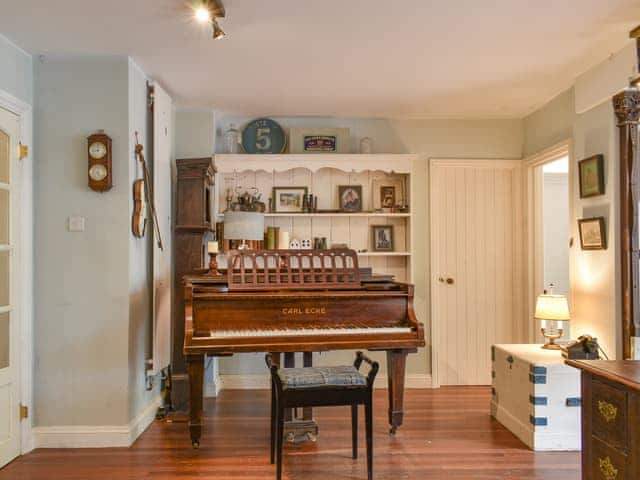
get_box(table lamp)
[223,211,264,249]
[535,286,570,350]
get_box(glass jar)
[224,124,241,153]
[359,137,373,154]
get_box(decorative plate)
[242,118,287,154]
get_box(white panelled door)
[0,107,20,467]
[151,83,172,373]
[431,159,524,386]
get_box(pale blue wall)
[0,34,33,104]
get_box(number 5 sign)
[242,118,287,154]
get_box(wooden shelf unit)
[213,154,418,282]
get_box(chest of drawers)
[565,360,640,480]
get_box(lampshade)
[534,294,570,321]
[223,211,264,241]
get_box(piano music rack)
[227,249,361,291]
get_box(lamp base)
[541,327,564,350]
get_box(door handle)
[446,278,455,285]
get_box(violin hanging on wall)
[132,178,147,238]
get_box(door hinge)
[19,404,28,421]
[19,142,28,160]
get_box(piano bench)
[265,352,379,480]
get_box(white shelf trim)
[357,252,411,257]
[214,153,418,174]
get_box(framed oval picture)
[242,118,286,154]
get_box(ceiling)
[1,0,639,118]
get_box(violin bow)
[135,132,164,251]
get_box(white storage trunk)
[490,344,581,451]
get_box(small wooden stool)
[266,352,379,480]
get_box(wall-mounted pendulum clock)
[87,131,113,192]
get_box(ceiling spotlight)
[212,19,226,40]
[194,6,212,23]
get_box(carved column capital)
[613,88,640,125]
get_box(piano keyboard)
[209,326,413,339]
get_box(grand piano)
[183,248,425,448]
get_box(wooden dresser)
[565,360,640,480]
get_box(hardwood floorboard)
[0,387,580,479]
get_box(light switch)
[68,216,85,232]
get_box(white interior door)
[0,107,20,467]
[151,82,172,373]
[431,159,524,386]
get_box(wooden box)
[491,344,581,451]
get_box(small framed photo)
[372,225,394,252]
[578,217,606,250]
[272,186,308,213]
[338,185,363,212]
[372,177,405,211]
[579,154,605,198]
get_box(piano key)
[208,326,413,339]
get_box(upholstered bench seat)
[277,365,367,389]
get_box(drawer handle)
[598,400,618,423]
[598,456,618,480]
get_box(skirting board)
[206,374,432,396]
[32,396,161,449]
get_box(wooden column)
[170,158,215,413]
[613,89,640,359]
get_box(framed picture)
[579,154,605,198]
[372,225,394,252]
[338,185,363,212]
[578,217,606,250]
[272,186,308,213]
[289,128,350,154]
[372,177,405,211]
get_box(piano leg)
[386,349,408,435]
[187,354,204,449]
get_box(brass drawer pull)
[598,400,618,422]
[598,456,618,480]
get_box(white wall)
[0,34,33,105]
[34,55,160,430]
[522,48,629,358]
[175,110,215,158]
[128,59,159,422]
[542,172,569,296]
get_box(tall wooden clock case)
[171,157,216,412]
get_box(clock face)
[89,163,108,182]
[89,141,107,159]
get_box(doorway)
[525,142,572,343]
[0,106,20,468]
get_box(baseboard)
[205,373,223,397]
[33,396,161,449]
[215,373,432,390]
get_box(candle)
[208,241,218,253]
[278,231,290,250]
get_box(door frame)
[523,140,573,343]
[0,87,34,454]
[429,158,524,388]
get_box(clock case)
[87,132,113,192]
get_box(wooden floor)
[1,387,580,479]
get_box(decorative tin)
[304,135,337,152]
[241,118,286,154]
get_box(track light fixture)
[211,19,226,40]
[193,0,226,39]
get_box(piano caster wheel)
[389,426,398,435]
[286,432,296,443]
[192,441,200,449]
[306,432,317,442]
